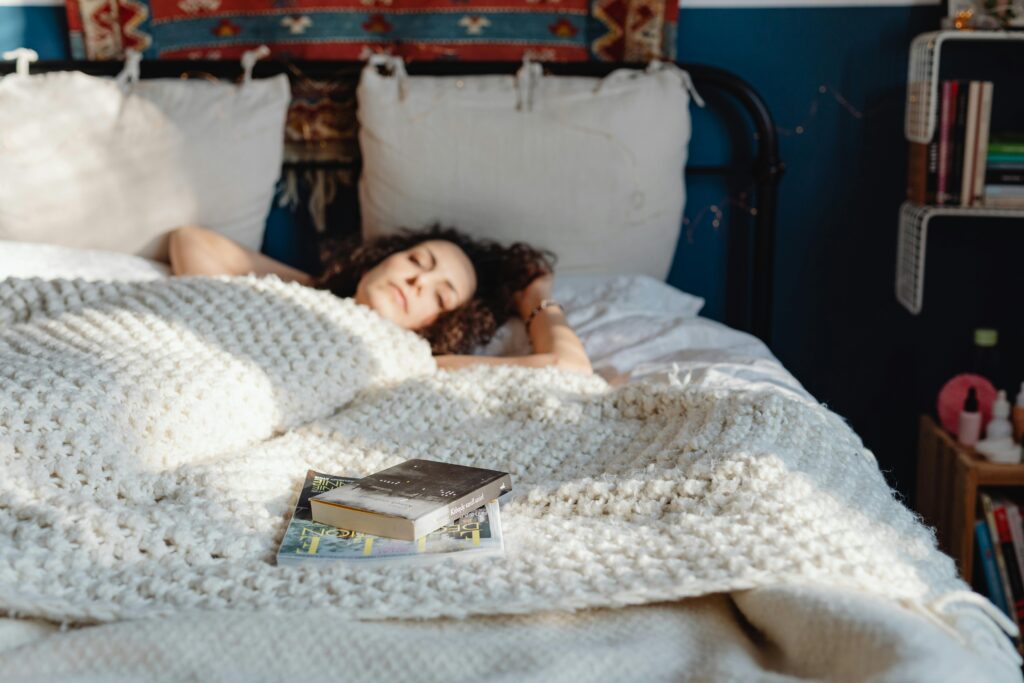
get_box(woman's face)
[355,239,477,330]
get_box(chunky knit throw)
[0,276,1017,669]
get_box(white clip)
[646,60,705,108]
[368,54,408,100]
[115,49,142,90]
[2,48,38,77]
[240,45,271,84]
[515,56,543,112]
[678,69,705,108]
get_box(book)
[1006,503,1024,602]
[937,80,958,205]
[989,141,1024,155]
[277,469,504,566]
[310,459,512,541]
[982,197,1024,209]
[977,518,1011,617]
[960,82,980,207]
[986,169,1024,185]
[948,80,969,207]
[986,184,1024,197]
[981,492,1019,630]
[983,184,1024,209]
[971,82,994,206]
[993,503,1024,624]
[988,153,1024,165]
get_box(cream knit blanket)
[0,276,1016,667]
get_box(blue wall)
[673,6,943,496]
[9,3,1015,500]
[0,5,66,59]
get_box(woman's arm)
[436,274,592,374]
[167,225,313,285]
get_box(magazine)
[276,470,504,567]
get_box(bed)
[0,58,1019,683]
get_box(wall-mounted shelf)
[905,30,1024,144]
[896,201,1024,314]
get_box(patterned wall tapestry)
[65,0,678,63]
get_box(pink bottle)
[959,387,982,447]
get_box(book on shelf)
[310,459,512,541]
[1006,503,1024,596]
[276,469,504,566]
[976,518,1011,617]
[992,503,1024,624]
[971,82,994,206]
[986,169,1024,185]
[983,136,1024,208]
[948,79,969,206]
[936,80,957,205]
[980,492,1020,630]
[907,79,1002,208]
[989,137,1024,155]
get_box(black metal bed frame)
[1,59,783,344]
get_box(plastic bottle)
[959,387,982,447]
[988,390,1014,440]
[1013,382,1024,444]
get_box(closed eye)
[437,293,445,310]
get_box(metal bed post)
[682,64,785,346]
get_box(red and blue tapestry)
[64,0,677,63]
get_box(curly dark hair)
[316,226,555,355]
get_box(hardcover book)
[992,503,1024,624]
[937,80,958,205]
[970,82,994,206]
[948,80,969,207]
[310,459,512,541]
[277,470,504,566]
[976,519,1010,617]
[982,492,1020,631]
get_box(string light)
[682,182,758,241]
[684,82,875,236]
[776,83,889,137]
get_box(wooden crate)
[916,414,1024,583]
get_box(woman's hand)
[514,272,554,321]
[438,270,592,376]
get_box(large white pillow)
[0,70,290,259]
[357,57,694,279]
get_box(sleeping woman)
[167,225,592,374]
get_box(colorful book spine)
[987,169,1024,185]
[971,82,994,206]
[989,142,1024,155]
[937,80,957,206]
[982,493,1020,630]
[994,503,1024,623]
[977,518,1011,617]
[1006,503,1024,598]
[986,184,1024,197]
[948,81,969,207]
[988,153,1024,166]
[961,82,980,207]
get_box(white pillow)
[357,57,694,279]
[0,71,290,260]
